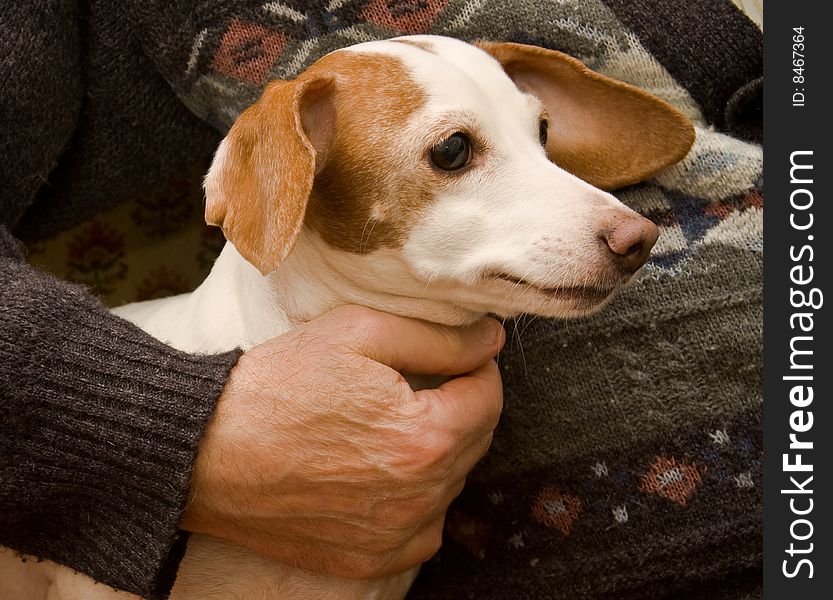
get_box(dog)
[0,35,693,600]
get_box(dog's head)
[204,35,694,323]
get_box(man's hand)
[181,305,505,579]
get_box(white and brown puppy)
[1,35,693,600]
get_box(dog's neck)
[194,232,482,350]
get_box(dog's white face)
[205,36,693,324]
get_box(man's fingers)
[387,514,447,575]
[417,359,504,439]
[325,305,505,376]
[451,430,495,479]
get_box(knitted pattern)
[2,6,239,598]
[0,1,81,229]
[1,1,761,598]
[3,1,222,242]
[0,226,242,599]
[602,0,762,143]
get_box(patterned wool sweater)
[1,1,762,599]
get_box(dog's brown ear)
[477,41,695,190]
[205,75,335,275]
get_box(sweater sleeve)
[0,226,242,599]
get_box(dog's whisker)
[512,313,529,380]
[419,271,437,298]
[366,220,379,252]
[360,218,381,254]
[504,265,536,300]
[359,216,374,253]
[518,313,539,338]
[495,314,510,366]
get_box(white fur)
[1,36,656,600]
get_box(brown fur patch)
[205,49,435,273]
[477,41,695,190]
[205,78,317,274]
[302,51,435,254]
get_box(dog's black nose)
[601,216,659,273]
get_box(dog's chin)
[483,272,623,318]
[384,270,633,325]
[442,283,618,322]
[499,288,617,319]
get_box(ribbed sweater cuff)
[1,247,242,599]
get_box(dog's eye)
[539,119,549,147]
[430,133,472,171]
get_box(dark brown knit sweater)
[1,2,239,599]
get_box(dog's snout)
[601,215,659,273]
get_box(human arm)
[182,306,505,579]
[1,4,242,594]
[2,223,505,597]
[0,225,241,599]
